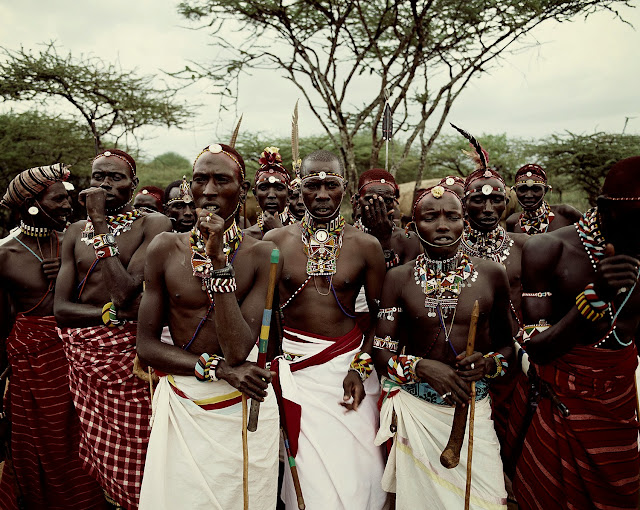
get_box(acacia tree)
[533,131,640,206]
[0,42,192,151]
[176,0,630,193]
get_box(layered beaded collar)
[461,223,513,266]
[257,207,296,232]
[20,221,52,238]
[518,200,555,235]
[300,212,346,276]
[81,209,143,245]
[190,220,243,301]
[413,250,477,317]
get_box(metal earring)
[28,206,39,216]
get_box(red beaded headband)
[193,144,245,181]
[93,151,136,176]
[412,185,463,219]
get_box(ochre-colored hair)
[358,168,399,197]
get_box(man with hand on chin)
[54,149,171,510]
[137,143,281,510]
[265,150,388,510]
[373,184,513,509]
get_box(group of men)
[0,134,638,510]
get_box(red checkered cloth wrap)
[512,343,640,510]
[0,314,104,509]
[58,323,152,510]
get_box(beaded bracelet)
[483,352,508,378]
[204,276,237,294]
[576,290,606,322]
[582,283,608,312]
[194,353,224,382]
[101,301,123,327]
[387,354,422,385]
[373,335,399,352]
[349,352,373,382]
[96,245,120,259]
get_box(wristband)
[95,245,120,259]
[349,351,373,382]
[194,353,224,382]
[483,351,508,378]
[204,276,237,294]
[582,283,608,312]
[576,290,606,322]
[101,302,123,327]
[387,354,422,384]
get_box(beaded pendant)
[301,213,346,276]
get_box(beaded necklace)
[576,208,636,348]
[20,221,52,238]
[300,212,346,276]
[461,223,513,266]
[189,220,243,302]
[81,209,143,245]
[518,201,555,235]
[413,251,477,318]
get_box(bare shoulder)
[141,211,172,233]
[344,224,381,249]
[146,230,184,256]
[65,219,87,238]
[552,203,582,222]
[470,256,507,279]
[239,235,278,266]
[508,231,529,248]
[505,212,519,230]
[522,225,574,271]
[243,223,262,240]
[263,223,298,244]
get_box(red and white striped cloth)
[59,323,152,510]
[0,314,104,509]
[513,343,639,509]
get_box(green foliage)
[533,132,640,206]
[0,42,193,149]
[136,152,192,190]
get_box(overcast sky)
[1,0,638,162]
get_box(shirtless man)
[245,146,296,240]
[133,185,164,213]
[506,164,581,234]
[0,164,103,509]
[509,156,640,509]
[287,175,305,222]
[136,143,280,510]
[373,184,513,509]
[264,150,388,509]
[163,178,196,233]
[54,149,171,510]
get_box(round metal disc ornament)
[315,229,329,242]
[482,184,492,195]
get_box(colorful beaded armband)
[95,245,120,259]
[101,301,123,327]
[373,335,399,352]
[522,321,550,342]
[483,351,508,378]
[194,353,223,382]
[582,283,608,312]
[576,289,606,322]
[349,351,373,382]
[387,354,422,385]
[204,276,237,294]
[522,291,552,298]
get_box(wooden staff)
[242,394,249,510]
[281,426,306,509]
[440,300,479,469]
[465,351,478,509]
[248,248,280,431]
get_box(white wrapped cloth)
[275,326,388,510]
[139,350,279,510]
[375,379,507,510]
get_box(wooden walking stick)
[440,300,480,469]
[281,426,306,509]
[242,394,249,510]
[248,248,280,432]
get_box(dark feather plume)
[229,114,243,148]
[450,123,487,170]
